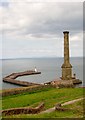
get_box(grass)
[1,87,84,118]
[2,99,84,118]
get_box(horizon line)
[1,56,83,60]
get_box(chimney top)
[63,31,69,34]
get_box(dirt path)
[62,98,83,106]
[40,97,84,114]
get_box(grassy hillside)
[3,100,84,118]
[2,87,84,118]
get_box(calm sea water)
[0,57,83,89]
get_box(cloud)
[1,2,83,34]
[0,1,83,58]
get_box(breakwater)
[3,70,41,87]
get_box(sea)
[0,57,84,90]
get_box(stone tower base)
[44,78,82,88]
[50,79,82,88]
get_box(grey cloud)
[0,1,9,7]
[21,3,83,38]
[1,2,83,38]
[1,1,83,58]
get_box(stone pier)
[3,70,41,87]
[61,31,72,80]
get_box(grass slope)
[2,87,84,118]
[4,100,83,118]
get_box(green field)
[2,87,84,118]
[3,100,84,118]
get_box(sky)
[0,0,83,59]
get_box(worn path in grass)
[40,97,84,114]
[1,97,84,116]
